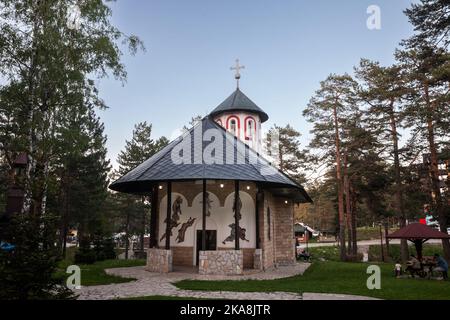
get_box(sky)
[96,0,417,169]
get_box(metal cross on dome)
[230,59,245,88]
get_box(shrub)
[0,214,75,300]
[74,250,97,264]
[97,238,117,261]
[307,246,340,261]
[75,236,117,264]
[368,244,444,262]
[74,238,96,264]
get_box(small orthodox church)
[110,60,312,275]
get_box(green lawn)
[56,247,146,286]
[175,261,450,300]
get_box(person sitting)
[298,249,311,261]
[406,254,422,277]
[433,253,448,280]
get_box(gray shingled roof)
[209,88,269,123]
[110,117,311,203]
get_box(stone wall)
[146,248,172,273]
[218,247,254,269]
[172,246,193,266]
[273,197,295,265]
[199,250,243,275]
[260,192,296,268]
[254,249,263,270]
[261,192,275,270]
[242,248,255,269]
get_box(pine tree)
[116,122,169,258]
[183,115,203,132]
[0,214,76,299]
[50,102,111,256]
[341,113,389,256]
[303,73,359,261]
[397,45,450,260]
[118,122,169,175]
[355,59,411,262]
[265,124,306,184]
[0,0,143,297]
[404,0,450,48]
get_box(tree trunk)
[22,1,41,216]
[140,206,145,253]
[333,102,346,261]
[62,224,68,259]
[344,153,352,255]
[424,85,450,261]
[379,224,385,262]
[388,100,409,263]
[125,211,130,260]
[62,178,70,258]
[384,221,390,258]
[351,184,358,256]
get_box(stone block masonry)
[146,248,173,273]
[260,192,296,268]
[199,250,243,275]
[273,196,295,265]
[254,249,263,270]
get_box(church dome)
[209,88,269,123]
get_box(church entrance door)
[196,230,217,266]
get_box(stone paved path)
[77,263,377,300]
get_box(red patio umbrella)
[386,223,450,260]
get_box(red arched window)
[226,116,240,137]
[244,116,256,141]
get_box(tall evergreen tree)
[355,59,411,262]
[53,104,111,256]
[397,45,450,260]
[0,0,143,297]
[265,124,306,184]
[116,122,168,257]
[183,115,203,132]
[303,74,359,261]
[404,0,450,48]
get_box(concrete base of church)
[198,250,243,275]
[146,248,173,273]
[253,249,263,270]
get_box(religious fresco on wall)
[201,192,213,217]
[232,196,242,220]
[172,196,183,220]
[160,196,184,242]
[223,195,249,244]
[176,217,196,243]
[222,223,250,245]
[160,218,180,242]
